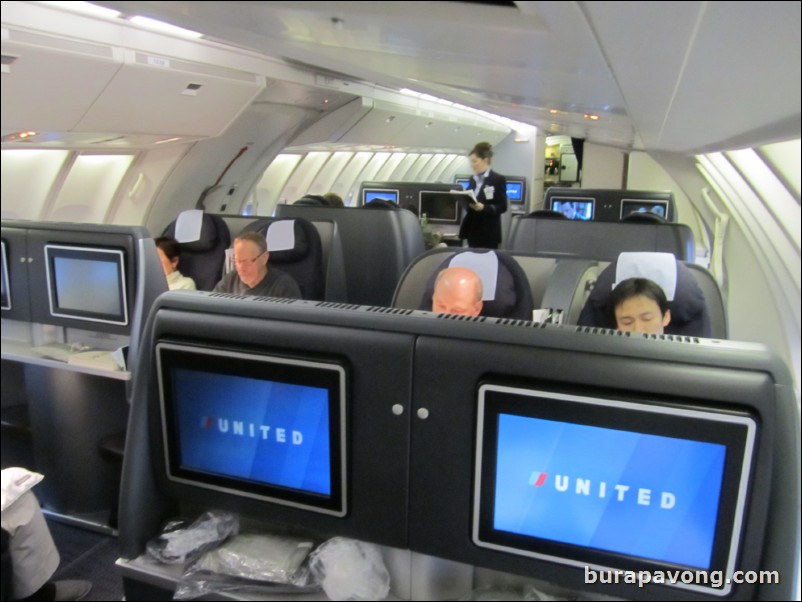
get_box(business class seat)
[162,210,231,291]
[275,204,425,307]
[577,252,725,338]
[239,218,325,300]
[394,249,534,320]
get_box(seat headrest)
[294,194,331,207]
[526,209,569,220]
[362,199,400,209]
[579,255,710,335]
[615,252,677,301]
[421,251,520,318]
[448,251,499,301]
[621,211,667,224]
[264,219,309,262]
[171,210,221,252]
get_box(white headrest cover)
[174,209,204,243]
[266,220,296,252]
[449,251,499,301]
[615,252,677,301]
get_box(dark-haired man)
[609,277,671,335]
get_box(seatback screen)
[157,342,348,516]
[473,384,756,596]
[45,244,128,325]
[550,197,594,220]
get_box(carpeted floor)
[46,519,124,601]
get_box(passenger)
[323,192,345,208]
[432,267,483,317]
[609,277,672,335]
[154,236,196,291]
[213,232,302,298]
[458,141,508,249]
[1,468,92,601]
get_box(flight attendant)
[459,141,508,248]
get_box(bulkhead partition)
[505,217,696,262]
[276,204,425,306]
[119,292,799,601]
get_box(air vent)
[574,325,702,344]
[252,296,295,304]
[318,302,362,311]
[495,318,532,327]
[209,292,248,300]
[366,306,415,316]
[436,314,485,322]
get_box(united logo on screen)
[527,471,676,509]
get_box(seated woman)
[155,236,196,291]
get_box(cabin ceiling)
[14,1,802,154]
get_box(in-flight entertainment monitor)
[1,240,9,311]
[156,342,348,517]
[363,189,399,205]
[506,180,525,204]
[455,177,472,190]
[549,197,595,220]
[621,199,670,220]
[419,191,460,224]
[473,384,756,596]
[44,244,128,326]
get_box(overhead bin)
[1,26,265,138]
[1,29,124,132]
[75,50,265,137]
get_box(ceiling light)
[37,1,120,19]
[129,15,203,39]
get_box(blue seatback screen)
[506,181,524,202]
[174,369,332,495]
[494,414,725,569]
[364,189,398,204]
[158,343,347,516]
[473,385,756,595]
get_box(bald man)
[432,267,484,317]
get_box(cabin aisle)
[46,518,123,601]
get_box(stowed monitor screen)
[473,385,756,596]
[506,181,524,202]
[419,191,459,224]
[1,240,9,311]
[45,244,128,326]
[621,199,669,219]
[363,189,399,204]
[157,342,347,516]
[550,197,594,220]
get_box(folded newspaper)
[449,188,477,208]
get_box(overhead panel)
[75,50,265,137]
[1,28,123,132]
